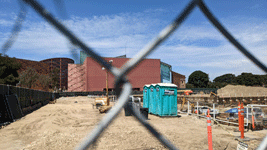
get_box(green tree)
[39,74,52,91]
[207,81,215,88]
[235,73,264,86]
[0,54,21,85]
[186,83,194,88]
[213,73,236,84]
[259,75,267,87]
[49,68,60,89]
[19,67,39,88]
[214,82,227,88]
[188,70,209,88]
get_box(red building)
[68,56,186,92]
[172,71,186,88]
[40,58,74,90]
[68,57,161,91]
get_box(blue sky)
[0,0,266,81]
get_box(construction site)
[1,0,267,149]
[0,84,267,150]
[179,85,267,130]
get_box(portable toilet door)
[157,83,177,116]
[155,84,161,115]
[148,84,156,114]
[143,84,150,108]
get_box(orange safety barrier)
[252,115,255,129]
[238,102,241,131]
[206,109,213,150]
[240,103,244,139]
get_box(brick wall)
[68,64,86,92]
[172,71,186,88]
[84,57,161,91]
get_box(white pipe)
[197,102,199,117]
[215,119,239,125]
[246,107,248,126]
[247,104,267,107]
[213,103,216,120]
[187,100,190,115]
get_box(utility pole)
[106,69,109,106]
[103,60,113,106]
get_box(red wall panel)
[84,57,161,91]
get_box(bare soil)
[217,85,267,97]
[0,96,266,150]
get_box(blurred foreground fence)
[2,0,267,149]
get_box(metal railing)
[187,101,247,126]
[2,0,267,149]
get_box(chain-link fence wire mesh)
[2,0,267,149]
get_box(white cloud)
[0,8,266,80]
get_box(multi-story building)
[172,71,186,88]
[68,55,185,92]
[40,58,74,90]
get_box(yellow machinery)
[180,97,187,111]
[180,97,194,112]
[210,92,218,98]
[93,97,107,109]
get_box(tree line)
[0,54,59,91]
[186,70,267,89]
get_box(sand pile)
[217,85,267,97]
[0,96,266,149]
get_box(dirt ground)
[0,96,266,150]
[217,85,267,97]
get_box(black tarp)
[4,94,23,121]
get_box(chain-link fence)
[2,0,267,149]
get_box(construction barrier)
[240,102,245,139]
[188,101,249,127]
[238,102,241,131]
[252,115,255,129]
[0,84,53,123]
[206,109,213,150]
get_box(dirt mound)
[217,85,267,97]
[0,96,265,150]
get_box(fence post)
[197,101,199,117]
[246,107,249,127]
[207,109,213,150]
[213,103,215,121]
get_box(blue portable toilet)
[155,83,177,116]
[143,84,150,108]
[148,84,156,113]
[154,85,160,115]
